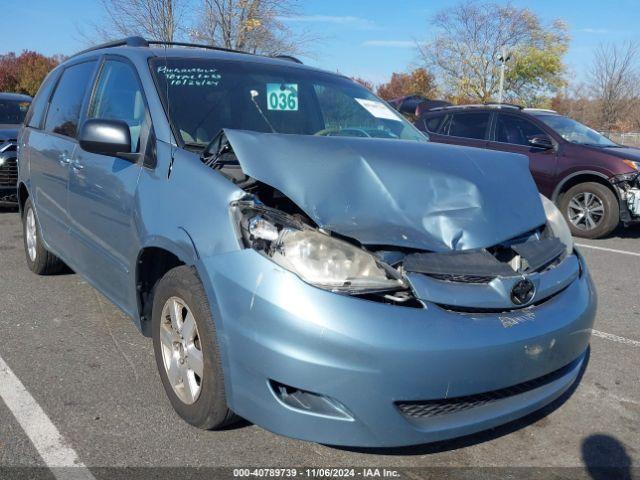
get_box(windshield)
[150,57,427,146]
[0,99,30,125]
[536,114,617,147]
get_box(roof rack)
[523,108,558,114]
[72,36,149,58]
[428,102,523,112]
[72,36,304,64]
[484,102,523,109]
[272,54,303,64]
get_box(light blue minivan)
[17,37,596,447]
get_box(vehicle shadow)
[329,348,590,456]
[582,434,634,480]
[0,204,19,215]
[601,224,640,240]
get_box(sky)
[2,0,639,86]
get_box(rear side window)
[25,70,59,129]
[88,60,146,152]
[495,114,545,146]
[447,112,490,139]
[44,61,96,139]
[423,114,445,133]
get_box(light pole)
[497,47,511,104]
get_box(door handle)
[58,154,72,166]
[72,161,84,170]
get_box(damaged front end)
[232,200,416,305]
[204,130,578,313]
[191,129,595,447]
[610,171,640,223]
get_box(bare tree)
[589,41,639,131]
[84,0,185,43]
[418,1,568,104]
[190,0,310,55]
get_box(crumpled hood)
[225,129,546,252]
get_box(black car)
[0,92,32,204]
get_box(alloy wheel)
[567,191,605,231]
[26,208,37,262]
[159,297,204,405]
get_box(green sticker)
[267,83,298,111]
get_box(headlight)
[540,194,573,256]
[235,203,405,293]
[622,159,640,171]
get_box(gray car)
[17,37,596,447]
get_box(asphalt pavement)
[0,206,638,478]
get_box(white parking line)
[576,243,640,257]
[592,329,640,348]
[0,354,96,480]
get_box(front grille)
[426,273,495,284]
[396,358,579,419]
[0,157,18,187]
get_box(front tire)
[22,198,66,275]
[152,265,237,429]
[559,182,619,239]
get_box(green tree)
[418,1,569,106]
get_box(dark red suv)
[415,104,640,238]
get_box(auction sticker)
[355,98,400,121]
[267,83,299,111]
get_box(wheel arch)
[551,171,619,204]
[135,234,199,336]
[17,182,29,215]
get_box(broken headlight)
[235,203,405,294]
[540,194,573,256]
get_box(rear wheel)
[152,266,238,429]
[559,182,619,239]
[22,198,66,275]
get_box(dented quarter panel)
[224,129,547,252]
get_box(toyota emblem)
[511,279,535,306]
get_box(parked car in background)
[18,37,595,447]
[416,104,640,238]
[0,93,31,204]
[388,95,451,120]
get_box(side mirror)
[79,119,134,160]
[528,134,553,150]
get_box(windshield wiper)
[183,141,207,150]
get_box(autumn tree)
[0,51,59,97]
[376,68,437,100]
[190,0,311,55]
[418,1,569,105]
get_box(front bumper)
[197,249,596,447]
